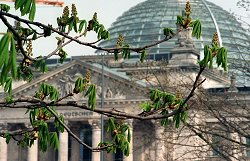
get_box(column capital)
[63,120,69,125]
[124,119,133,128]
[24,123,33,129]
[89,119,101,130]
[0,123,8,131]
[154,120,165,129]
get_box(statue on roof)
[177,27,195,48]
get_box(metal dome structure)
[97,0,250,85]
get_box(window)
[113,148,123,161]
[246,137,250,157]
[212,135,222,156]
[211,133,231,156]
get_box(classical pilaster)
[230,133,240,161]
[58,122,69,161]
[70,125,80,161]
[124,120,133,161]
[90,119,101,161]
[0,123,8,161]
[155,121,165,161]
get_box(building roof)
[96,0,250,85]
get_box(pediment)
[12,60,148,100]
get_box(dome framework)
[97,0,250,85]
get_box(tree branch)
[0,11,182,57]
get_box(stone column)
[91,120,101,161]
[230,133,240,161]
[124,120,133,161]
[0,123,8,161]
[58,122,69,161]
[155,121,165,161]
[24,123,38,161]
[70,125,80,161]
[28,140,38,161]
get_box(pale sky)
[1,0,249,57]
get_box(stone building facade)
[0,27,249,161]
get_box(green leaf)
[122,44,130,59]
[32,32,37,40]
[140,102,152,112]
[78,20,87,33]
[40,60,48,73]
[149,89,161,102]
[216,47,228,71]
[49,132,59,150]
[107,117,115,133]
[68,17,74,31]
[4,77,12,95]
[114,50,119,61]
[4,133,11,144]
[38,121,49,152]
[209,49,213,69]
[176,15,184,25]
[101,30,110,40]
[161,109,169,126]
[0,33,10,69]
[162,92,176,104]
[6,95,13,104]
[10,36,17,79]
[21,0,32,16]
[191,19,202,39]
[73,77,83,94]
[127,128,131,143]
[181,111,188,123]
[29,0,36,21]
[163,28,174,37]
[173,112,181,128]
[88,84,96,110]
[0,4,10,12]
[140,50,147,63]
[124,142,129,156]
[202,45,210,66]
[85,84,93,97]
[44,25,52,37]
[15,0,26,10]
[34,59,48,73]
[73,19,78,33]
[0,64,8,85]
[58,48,68,64]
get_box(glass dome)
[97,0,250,85]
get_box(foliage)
[140,90,188,128]
[0,32,17,97]
[99,118,131,156]
[199,32,228,71]
[237,0,250,10]
[0,0,228,157]
[15,0,36,21]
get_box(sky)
[1,0,249,57]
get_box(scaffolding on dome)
[0,0,64,7]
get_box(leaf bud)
[63,6,69,17]
[71,4,77,17]
[212,32,219,47]
[85,70,91,83]
[185,1,192,17]
[116,34,124,48]
[93,12,97,21]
